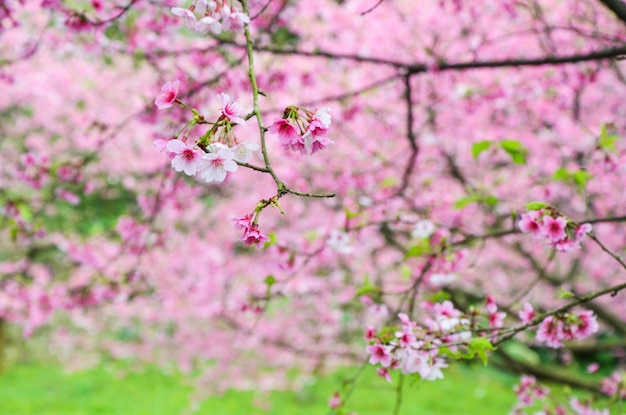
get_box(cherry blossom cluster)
[424,249,467,288]
[600,371,625,399]
[511,375,549,414]
[511,375,609,415]
[171,0,249,34]
[233,213,270,247]
[534,309,599,348]
[16,153,85,206]
[155,81,258,183]
[365,301,475,383]
[518,209,592,252]
[268,106,333,155]
[484,295,507,329]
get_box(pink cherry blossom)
[377,367,392,382]
[600,372,626,398]
[536,316,565,348]
[220,5,250,32]
[518,211,542,237]
[55,188,80,205]
[489,311,506,328]
[217,93,245,125]
[232,214,253,232]
[364,325,376,340]
[570,310,599,339]
[166,139,202,176]
[518,302,536,324]
[540,216,567,242]
[574,223,592,244]
[199,147,238,182]
[569,397,609,415]
[154,80,179,110]
[241,226,270,246]
[302,126,334,155]
[587,363,599,373]
[328,392,341,409]
[412,219,435,239]
[171,7,198,29]
[366,343,393,367]
[231,141,259,163]
[554,238,576,252]
[485,295,498,314]
[312,107,332,128]
[268,119,303,152]
[395,326,417,347]
[197,15,222,34]
[398,313,414,328]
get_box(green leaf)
[271,27,300,48]
[264,275,276,287]
[525,201,547,210]
[553,168,592,190]
[104,22,125,42]
[454,195,479,209]
[439,347,463,359]
[472,140,492,160]
[500,140,528,164]
[405,241,430,258]
[429,291,451,303]
[558,288,575,299]
[553,167,569,181]
[468,338,495,366]
[356,285,381,296]
[599,125,618,153]
[572,170,592,188]
[356,275,381,297]
[380,176,399,188]
[483,195,499,206]
[264,232,277,248]
[400,264,412,281]
[455,194,498,209]
[344,208,360,219]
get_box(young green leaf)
[472,140,492,160]
[525,201,547,210]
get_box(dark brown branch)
[495,348,602,394]
[396,74,419,196]
[515,244,626,335]
[220,40,626,74]
[411,46,626,73]
[598,0,626,26]
[361,0,386,16]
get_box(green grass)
[0,362,519,415]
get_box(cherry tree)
[1,0,626,413]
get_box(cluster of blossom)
[518,209,592,252]
[365,301,475,383]
[424,249,467,288]
[268,106,333,155]
[16,153,84,205]
[326,230,353,254]
[600,371,625,399]
[511,375,549,414]
[534,309,599,348]
[232,213,270,247]
[512,375,609,415]
[411,219,436,239]
[171,0,249,34]
[17,153,50,190]
[156,82,258,183]
[484,295,507,329]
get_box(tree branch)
[598,0,626,26]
